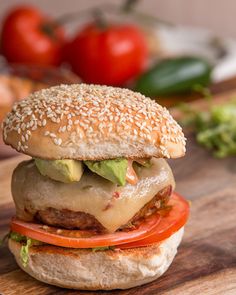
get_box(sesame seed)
[53,138,59,145]
[51,117,57,123]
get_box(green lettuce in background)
[179,98,236,158]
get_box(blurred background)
[1,0,236,38]
[1,0,236,159]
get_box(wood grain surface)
[1,92,236,294]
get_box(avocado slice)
[84,158,128,186]
[35,159,83,183]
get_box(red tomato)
[119,193,190,249]
[1,6,66,66]
[66,23,148,86]
[10,213,161,248]
[10,193,189,249]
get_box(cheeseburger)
[3,84,189,290]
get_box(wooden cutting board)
[1,92,236,294]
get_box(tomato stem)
[55,3,172,27]
[122,0,139,12]
[55,4,113,25]
[40,22,59,40]
[92,9,108,29]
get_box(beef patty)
[35,185,172,232]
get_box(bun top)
[2,84,186,160]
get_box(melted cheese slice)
[12,158,175,233]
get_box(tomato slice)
[10,193,189,249]
[10,213,161,248]
[118,193,189,249]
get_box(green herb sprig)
[179,86,236,158]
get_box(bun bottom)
[8,227,184,290]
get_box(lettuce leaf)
[10,232,38,267]
[10,232,26,242]
[20,238,32,267]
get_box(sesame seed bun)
[8,227,184,290]
[2,84,186,160]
